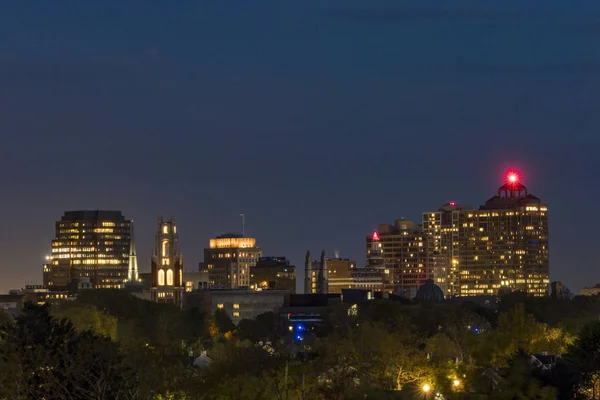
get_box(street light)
[422,384,431,393]
[453,379,460,388]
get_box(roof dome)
[415,279,445,302]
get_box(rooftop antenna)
[240,212,245,236]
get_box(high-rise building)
[48,210,136,289]
[151,217,185,305]
[365,219,430,297]
[199,234,262,289]
[422,172,549,297]
[304,250,328,294]
[250,257,296,292]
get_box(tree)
[213,309,235,335]
[0,303,138,400]
[565,320,600,399]
[51,301,118,340]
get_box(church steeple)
[127,220,139,282]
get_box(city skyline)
[0,170,557,295]
[2,1,600,294]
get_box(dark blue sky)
[1,1,599,293]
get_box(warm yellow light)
[210,237,256,249]
[453,379,460,387]
[422,384,430,393]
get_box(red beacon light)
[372,231,379,241]
[449,201,456,206]
[508,173,518,183]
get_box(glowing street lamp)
[422,384,431,393]
[453,379,461,388]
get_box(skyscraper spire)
[127,220,139,282]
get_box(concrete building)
[304,250,328,294]
[199,234,262,289]
[47,210,138,289]
[250,257,296,292]
[422,172,549,297]
[366,219,430,295]
[211,289,290,324]
[150,217,185,306]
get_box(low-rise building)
[580,284,600,296]
[211,289,290,324]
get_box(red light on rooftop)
[449,201,456,206]
[372,231,379,241]
[505,170,520,185]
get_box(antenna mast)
[240,213,245,236]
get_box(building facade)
[48,210,136,289]
[304,250,328,294]
[250,257,296,292]
[422,174,549,297]
[211,289,290,324]
[199,234,262,289]
[365,219,430,295]
[150,217,185,305]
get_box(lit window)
[217,304,224,309]
[233,312,240,317]
[166,269,174,286]
[162,240,169,257]
[233,304,240,309]
[163,225,169,234]
[158,269,165,286]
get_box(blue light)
[295,324,304,332]
[296,335,302,341]
[474,328,479,333]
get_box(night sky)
[1,1,599,294]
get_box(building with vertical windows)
[250,257,296,292]
[304,250,328,294]
[422,172,549,297]
[365,219,430,297]
[48,210,135,289]
[150,217,184,306]
[199,234,262,289]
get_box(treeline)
[1,291,600,399]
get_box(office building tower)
[250,257,296,292]
[151,217,184,305]
[199,234,262,289]
[48,210,134,289]
[422,172,549,297]
[365,219,429,297]
[304,250,328,294]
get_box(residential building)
[151,217,185,306]
[250,257,296,292]
[365,219,430,296]
[304,250,328,294]
[199,234,262,289]
[422,172,549,297]
[48,210,137,289]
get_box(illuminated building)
[199,233,262,289]
[151,217,184,306]
[422,172,549,297]
[212,289,289,324]
[327,257,384,293]
[250,257,296,293]
[365,219,430,296]
[48,210,136,289]
[304,250,328,294]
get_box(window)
[166,269,174,286]
[217,304,224,309]
[163,225,168,234]
[162,240,169,257]
[233,304,240,309]
[158,269,165,286]
[233,312,240,317]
